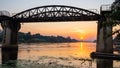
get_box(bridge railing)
[0,11,10,17]
[100,4,112,12]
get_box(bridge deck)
[0,5,101,23]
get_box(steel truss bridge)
[0,5,101,23]
[0,5,116,65]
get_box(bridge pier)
[97,18,113,53]
[91,16,113,59]
[1,20,20,66]
[97,59,113,68]
[90,5,114,60]
[96,5,113,53]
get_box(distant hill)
[18,32,79,43]
[0,31,79,43]
[113,34,120,45]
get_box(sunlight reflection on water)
[18,42,96,59]
[18,42,96,68]
[0,42,120,68]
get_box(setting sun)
[73,29,85,40]
[80,36,84,40]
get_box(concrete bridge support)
[96,5,113,53]
[1,20,20,66]
[97,18,113,53]
[90,5,114,59]
[97,59,113,68]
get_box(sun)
[80,36,84,40]
[71,28,86,40]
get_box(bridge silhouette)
[0,5,113,65]
[12,5,100,22]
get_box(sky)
[0,0,114,40]
[0,0,114,13]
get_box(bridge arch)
[13,5,101,22]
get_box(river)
[0,42,120,68]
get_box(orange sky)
[20,21,97,40]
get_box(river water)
[0,42,120,68]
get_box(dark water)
[0,42,120,68]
